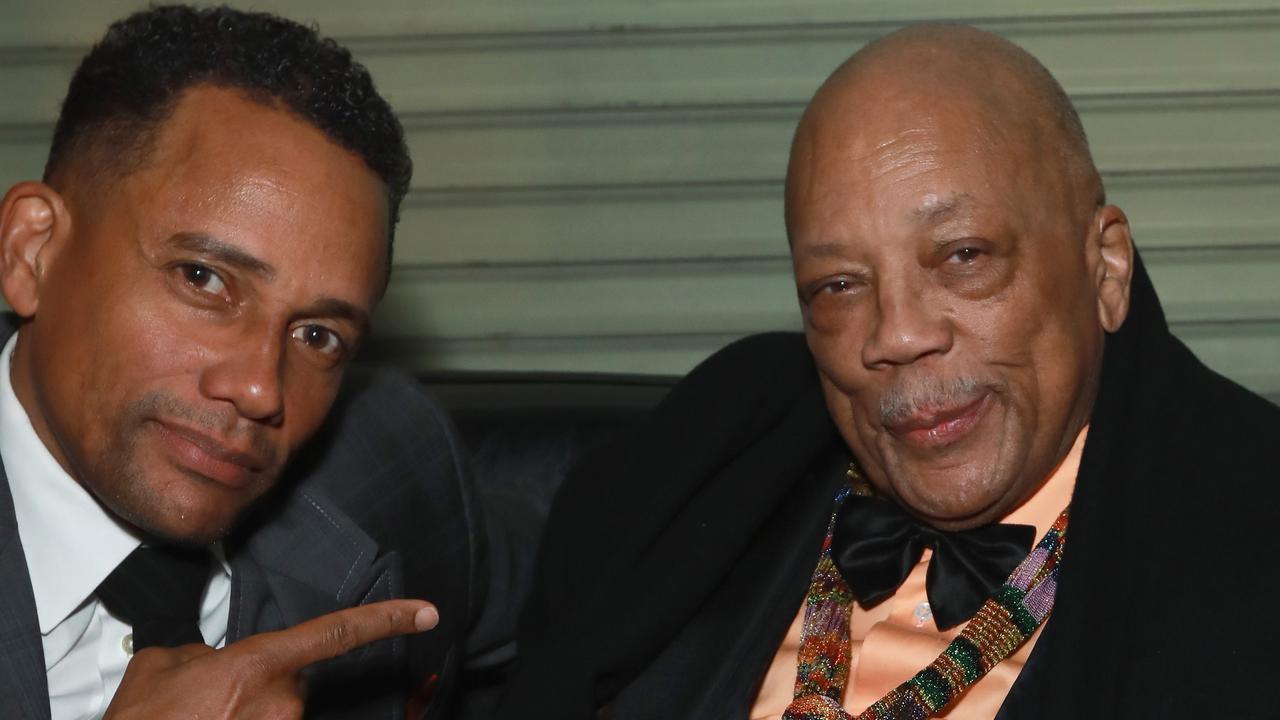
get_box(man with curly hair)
[0,6,480,719]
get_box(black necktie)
[830,493,1036,630]
[96,545,212,650]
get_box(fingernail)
[415,605,439,631]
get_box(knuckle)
[234,648,276,682]
[384,607,403,636]
[323,618,359,655]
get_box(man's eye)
[290,325,344,356]
[816,278,860,297]
[949,247,983,264]
[179,263,227,296]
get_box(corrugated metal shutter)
[2,1,1277,397]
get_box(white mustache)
[880,375,984,426]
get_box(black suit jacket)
[0,321,484,720]
[502,258,1280,719]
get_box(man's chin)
[898,493,1011,531]
[99,475,261,545]
[881,453,1018,530]
[874,410,1026,527]
[118,501,240,545]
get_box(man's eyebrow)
[912,193,975,224]
[169,233,277,280]
[301,297,371,334]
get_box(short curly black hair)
[45,4,412,244]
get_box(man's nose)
[860,280,953,368]
[198,329,286,425]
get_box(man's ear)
[0,181,71,318]
[1091,204,1134,333]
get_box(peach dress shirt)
[750,427,1087,719]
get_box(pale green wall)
[1,1,1278,397]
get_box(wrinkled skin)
[785,27,1134,530]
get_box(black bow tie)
[830,493,1036,630]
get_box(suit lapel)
[228,484,407,720]
[0,458,53,720]
[228,485,385,638]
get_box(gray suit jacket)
[0,322,484,719]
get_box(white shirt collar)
[1,331,144,635]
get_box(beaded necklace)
[784,467,1069,720]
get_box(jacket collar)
[228,482,382,637]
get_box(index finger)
[246,599,438,673]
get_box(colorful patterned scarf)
[784,469,1069,720]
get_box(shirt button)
[122,633,134,655]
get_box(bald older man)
[499,25,1280,720]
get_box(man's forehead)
[790,25,1101,227]
[91,87,392,308]
[789,108,1001,214]
[136,87,385,214]
[147,88,324,181]
[787,83,1062,246]
[913,192,977,224]
[786,110,1050,256]
[802,75,1016,160]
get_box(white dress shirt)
[1,332,233,720]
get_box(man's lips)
[884,393,991,449]
[151,421,266,489]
